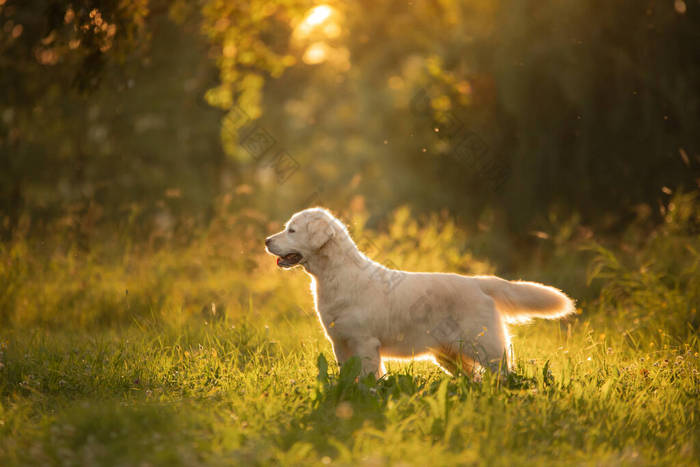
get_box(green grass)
[1,198,699,465]
[1,315,698,465]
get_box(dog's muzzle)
[275,252,303,268]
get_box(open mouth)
[276,252,303,268]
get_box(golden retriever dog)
[265,207,575,378]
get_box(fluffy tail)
[475,276,576,324]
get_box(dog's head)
[265,208,337,268]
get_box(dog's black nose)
[265,238,272,247]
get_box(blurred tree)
[1,0,698,243]
[1,0,152,239]
[0,0,227,243]
[213,0,699,230]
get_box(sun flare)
[296,4,337,38]
[305,5,333,27]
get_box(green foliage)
[200,0,304,117]
[1,4,224,241]
[1,318,698,464]
[1,204,699,464]
[587,191,700,339]
[2,0,698,239]
[0,205,486,328]
[1,0,150,104]
[226,0,699,228]
[349,205,495,274]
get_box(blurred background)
[1,0,699,326]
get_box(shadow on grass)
[274,354,539,459]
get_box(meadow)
[2,1,699,465]
[0,196,698,466]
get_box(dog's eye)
[288,228,295,233]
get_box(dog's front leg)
[330,338,352,366]
[347,337,382,378]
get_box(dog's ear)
[306,217,335,250]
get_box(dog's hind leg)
[458,298,511,375]
[432,346,479,378]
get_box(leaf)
[316,353,329,386]
[600,379,613,399]
[542,360,553,387]
[339,356,362,386]
[436,378,449,422]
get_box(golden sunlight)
[296,4,337,38]
[304,5,333,27]
[302,41,329,64]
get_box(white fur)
[265,208,576,378]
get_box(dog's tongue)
[276,257,282,265]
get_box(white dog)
[265,208,575,378]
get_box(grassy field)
[1,201,699,466]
